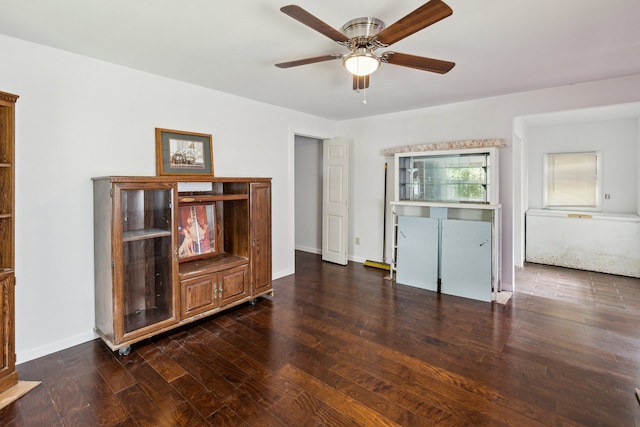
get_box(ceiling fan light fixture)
[343,49,380,76]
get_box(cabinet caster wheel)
[250,298,258,306]
[118,346,131,356]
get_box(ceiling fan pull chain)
[362,88,367,105]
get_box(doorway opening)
[294,135,323,261]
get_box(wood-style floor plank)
[2,252,640,426]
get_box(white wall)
[511,125,528,267]
[337,74,640,291]
[0,34,336,362]
[638,120,640,215]
[527,119,638,213]
[294,136,322,253]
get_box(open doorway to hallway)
[294,135,322,261]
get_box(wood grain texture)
[0,92,17,396]
[3,253,640,425]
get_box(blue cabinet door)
[440,219,492,302]
[395,216,439,291]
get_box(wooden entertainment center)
[93,176,272,354]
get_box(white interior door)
[322,138,349,265]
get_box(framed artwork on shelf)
[177,203,217,262]
[155,128,214,176]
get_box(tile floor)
[514,262,640,312]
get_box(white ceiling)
[1,0,640,121]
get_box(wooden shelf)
[179,252,249,279]
[124,306,172,334]
[178,194,248,203]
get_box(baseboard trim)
[17,330,98,364]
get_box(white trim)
[288,128,334,274]
[18,330,98,364]
[295,245,321,254]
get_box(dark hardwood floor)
[3,251,640,426]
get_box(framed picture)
[177,203,217,262]
[155,128,214,176]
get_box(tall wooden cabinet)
[250,182,272,295]
[0,91,18,393]
[93,176,272,353]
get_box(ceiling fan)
[275,0,455,91]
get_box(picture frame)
[177,203,217,262]
[155,128,214,176]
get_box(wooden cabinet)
[93,176,272,353]
[179,256,249,318]
[93,180,178,348]
[250,182,272,295]
[0,271,16,393]
[0,91,18,393]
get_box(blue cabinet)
[440,219,492,302]
[395,216,439,291]
[392,147,501,302]
[393,209,499,302]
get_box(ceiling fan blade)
[382,52,455,74]
[281,5,350,44]
[376,0,452,46]
[353,75,370,90]
[276,54,342,69]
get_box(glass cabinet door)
[119,185,175,335]
[398,152,490,203]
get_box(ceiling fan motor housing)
[341,17,385,38]
[341,17,385,50]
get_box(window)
[544,151,600,209]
